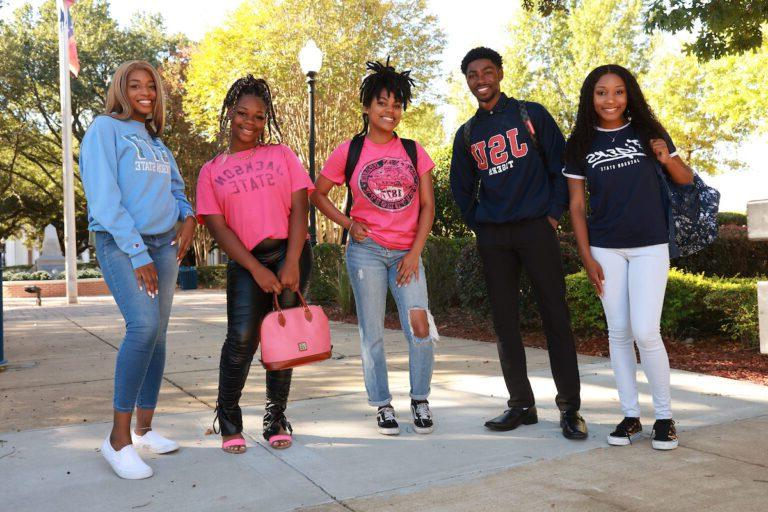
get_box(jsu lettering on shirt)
[449,94,569,231]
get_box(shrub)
[431,146,474,239]
[423,236,468,312]
[673,225,768,278]
[197,264,227,288]
[308,243,343,305]
[77,268,102,279]
[28,270,52,280]
[565,271,607,333]
[564,270,759,347]
[335,260,355,315]
[717,211,747,226]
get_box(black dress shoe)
[560,410,588,440]
[484,406,538,431]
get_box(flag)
[58,0,80,78]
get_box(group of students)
[80,46,693,480]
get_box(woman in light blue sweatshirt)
[80,60,196,480]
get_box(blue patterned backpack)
[655,164,720,258]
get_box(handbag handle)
[272,290,313,327]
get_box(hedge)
[4,268,103,281]
[566,270,759,347]
[672,225,767,278]
[196,235,761,347]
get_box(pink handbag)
[259,291,332,371]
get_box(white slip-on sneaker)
[101,437,153,480]
[131,430,180,454]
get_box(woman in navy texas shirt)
[563,65,693,451]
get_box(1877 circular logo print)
[357,158,419,211]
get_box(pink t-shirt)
[196,144,314,250]
[321,137,434,250]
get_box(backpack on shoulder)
[655,163,720,258]
[340,134,418,244]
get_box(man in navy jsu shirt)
[450,47,587,440]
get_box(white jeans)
[591,243,672,419]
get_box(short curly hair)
[460,47,503,75]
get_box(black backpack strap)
[461,116,475,154]
[518,100,548,169]
[400,138,418,170]
[343,135,365,217]
[341,135,365,245]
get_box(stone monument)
[746,199,768,355]
[34,224,65,274]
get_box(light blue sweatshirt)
[80,115,194,268]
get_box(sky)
[3,0,766,211]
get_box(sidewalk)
[1,291,766,511]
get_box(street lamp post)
[299,40,323,245]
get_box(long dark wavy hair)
[564,64,670,166]
[218,74,282,145]
[356,58,415,137]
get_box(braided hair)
[357,58,415,137]
[218,74,282,144]
[564,64,670,167]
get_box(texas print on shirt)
[357,156,419,211]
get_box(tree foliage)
[158,47,219,265]
[184,0,446,243]
[0,0,179,251]
[447,0,768,174]
[523,0,768,60]
[646,0,768,60]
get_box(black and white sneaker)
[607,417,643,446]
[411,400,434,434]
[651,419,678,450]
[377,405,400,435]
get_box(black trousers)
[477,218,581,411]
[216,239,312,436]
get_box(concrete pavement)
[1,291,766,511]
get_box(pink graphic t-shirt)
[321,137,434,250]
[196,144,314,250]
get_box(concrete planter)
[2,278,110,298]
[747,199,768,241]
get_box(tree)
[447,0,768,174]
[184,0,446,243]
[646,1,768,60]
[523,0,768,60]
[447,0,648,134]
[157,47,219,266]
[642,36,768,173]
[0,0,180,251]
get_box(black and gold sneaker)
[651,419,678,450]
[607,417,643,446]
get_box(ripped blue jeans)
[346,237,436,406]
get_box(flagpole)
[57,1,78,304]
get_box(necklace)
[221,143,262,163]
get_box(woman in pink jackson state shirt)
[312,60,438,436]
[196,75,314,453]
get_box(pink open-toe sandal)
[221,437,247,454]
[267,434,292,450]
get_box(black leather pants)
[216,239,312,437]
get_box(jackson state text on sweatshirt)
[449,94,568,231]
[80,115,194,268]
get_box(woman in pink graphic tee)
[196,75,313,454]
[312,60,438,436]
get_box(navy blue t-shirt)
[562,122,676,249]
